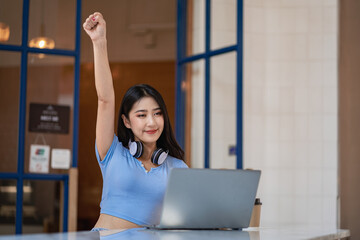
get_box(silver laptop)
[147,168,261,230]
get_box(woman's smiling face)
[122,96,164,144]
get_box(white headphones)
[128,140,168,165]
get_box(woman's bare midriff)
[94,213,140,229]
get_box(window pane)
[211,0,236,50]
[22,180,61,233]
[0,51,21,173]
[25,54,74,174]
[28,0,76,50]
[189,60,205,168]
[188,0,205,56]
[210,52,236,169]
[0,180,17,235]
[0,0,23,45]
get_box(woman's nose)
[146,115,155,125]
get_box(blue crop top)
[95,135,188,226]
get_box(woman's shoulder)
[165,155,188,168]
[95,134,128,165]
[113,135,128,153]
[107,134,125,150]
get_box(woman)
[83,12,188,231]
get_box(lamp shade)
[0,22,10,42]
[29,36,55,49]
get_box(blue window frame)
[0,0,82,234]
[176,0,243,169]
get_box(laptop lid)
[156,168,261,230]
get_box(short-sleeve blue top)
[95,135,188,226]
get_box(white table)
[0,227,350,240]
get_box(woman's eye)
[154,111,162,116]
[137,114,146,118]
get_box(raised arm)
[83,12,115,160]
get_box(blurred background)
[0,0,359,238]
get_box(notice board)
[29,103,70,134]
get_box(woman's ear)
[122,114,131,129]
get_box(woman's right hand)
[83,12,106,42]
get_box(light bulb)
[39,40,45,48]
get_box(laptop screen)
[157,168,261,229]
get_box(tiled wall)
[191,0,338,228]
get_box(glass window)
[210,52,236,169]
[211,0,236,50]
[0,51,21,173]
[25,53,74,174]
[28,0,76,50]
[188,0,205,56]
[0,180,17,235]
[0,0,23,45]
[189,60,205,168]
[22,180,61,233]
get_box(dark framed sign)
[29,103,70,134]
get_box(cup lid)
[255,198,262,205]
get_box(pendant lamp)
[28,25,55,49]
[0,22,10,42]
[28,0,55,50]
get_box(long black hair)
[117,84,185,161]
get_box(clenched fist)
[83,12,106,42]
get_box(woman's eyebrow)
[134,109,147,113]
[134,107,161,113]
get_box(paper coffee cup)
[249,198,262,227]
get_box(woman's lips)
[145,130,157,134]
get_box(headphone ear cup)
[129,141,143,158]
[151,148,168,165]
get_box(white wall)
[191,0,338,228]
